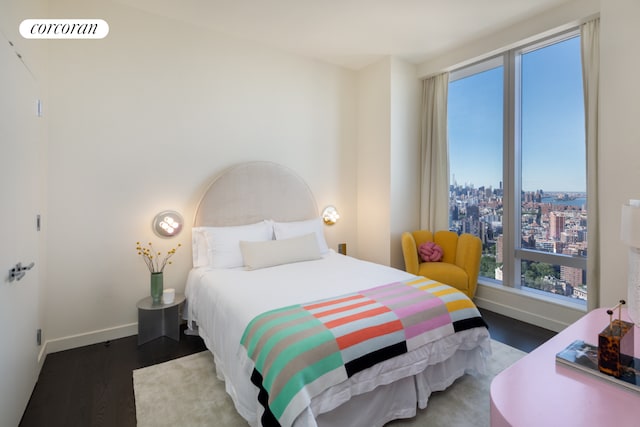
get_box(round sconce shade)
[322,205,340,225]
[153,210,184,237]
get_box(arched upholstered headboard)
[194,161,319,227]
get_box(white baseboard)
[474,283,586,332]
[40,323,138,359]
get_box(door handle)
[9,262,35,282]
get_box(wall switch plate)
[338,243,347,255]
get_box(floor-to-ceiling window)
[448,29,587,306]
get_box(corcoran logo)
[20,19,109,39]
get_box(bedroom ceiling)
[114,0,575,69]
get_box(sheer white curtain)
[581,18,599,310]
[420,73,450,231]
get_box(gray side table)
[137,293,186,345]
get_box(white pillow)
[191,227,211,268]
[240,233,321,270]
[273,217,329,254]
[203,220,274,269]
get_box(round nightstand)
[136,293,186,345]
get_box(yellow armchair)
[401,230,482,298]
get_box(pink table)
[490,307,640,427]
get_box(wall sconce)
[153,210,184,237]
[621,199,640,327]
[322,205,340,225]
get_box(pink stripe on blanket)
[380,291,434,310]
[404,313,451,339]
[361,282,408,294]
[392,297,443,318]
[361,283,417,300]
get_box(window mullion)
[502,50,518,289]
[516,249,587,270]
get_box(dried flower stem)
[136,241,181,273]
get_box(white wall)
[390,58,421,270]
[43,0,357,352]
[356,58,392,265]
[599,0,640,308]
[355,57,421,268]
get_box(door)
[0,35,42,427]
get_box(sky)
[448,35,586,193]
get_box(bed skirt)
[310,344,487,427]
[195,322,490,427]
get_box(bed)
[185,161,491,427]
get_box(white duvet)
[185,251,490,427]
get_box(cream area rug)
[133,340,525,427]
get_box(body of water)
[541,197,586,207]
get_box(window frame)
[448,27,587,307]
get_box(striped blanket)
[240,276,487,427]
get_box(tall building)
[561,265,583,288]
[549,212,565,240]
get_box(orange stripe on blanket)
[324,306,391,329]
[304,294,362,311]
[416,282,447,292]
[445,298,476,312]
[430,287,462,297]
[406,277,435,286]
[312,299,376,319]
[336,319,405,350]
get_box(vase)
[150,272,163,304]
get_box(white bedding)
[185,251,491,427]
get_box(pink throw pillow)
[418,241,443,262]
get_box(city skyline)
[449,177,587,197]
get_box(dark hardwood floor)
[19,324,207,427]
[479,308,557,353]
[19,309,556,427]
